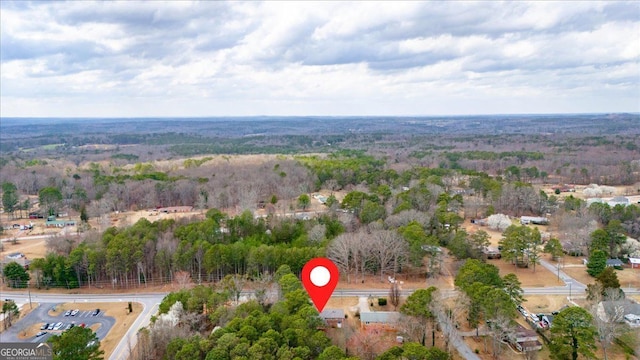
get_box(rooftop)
[319,309,344,319]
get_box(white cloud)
[1,1,638,117]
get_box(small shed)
[629,258,640,269]
[511,325,542,352]
[606,259,624,268]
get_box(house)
[520,216,549,225]
[608,196,630,207]
[360,311,400,328]
[599,300,640,327]
[1,253,31,269]
[319,309,344,328]
[158,206,193,213]
[28,212,44,219]
[510,325,542,352]
[629,258,640,269]
[45,219,76,228]
[606,259,624,268]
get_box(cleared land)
[0,239,47,261]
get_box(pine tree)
[586,250,607,277]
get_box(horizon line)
[1,112,638,119]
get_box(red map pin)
[301,257,339,313]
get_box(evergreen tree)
[586,250,607,277]
[549,307,597,360]
[1,182,19,219]
[48,326,104,360]
[3,262,30,288]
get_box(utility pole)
[28,288,32,309]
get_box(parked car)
[47,323,55,330]
[92,309,100,316]
[40,323,48,330]
[79,323,86,328]
[71,309,79,316]
[53,322,63,330]
[35,331,47,337]
[64,310,71,316]
[64,323,74,330]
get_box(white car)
[53,322,63,330]
[71,309,79,316]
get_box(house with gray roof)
[319,309,345,328]
[606,259,624,268]
[360,311,400,327]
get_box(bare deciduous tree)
[307,224,326,243]
[173,270,192,289]
[389,282,400,310]
[431,290,468,353]
[370,229,408,282]
[327,233,357,283]
[487,314,515,359]
[487,214,511,231]
[589,287,628,360]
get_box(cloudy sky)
[1,1,638,117]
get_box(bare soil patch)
[523,295,571,314]
[54,302,142,359]
[562,267,596,287]
[0,239,47,262]
[16,322,42,339]
[487,258,563,287]
[616,268,640,289]
[336,272,453,292]
[462,220,503,247]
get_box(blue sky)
[1,1,638,117]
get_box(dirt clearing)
[487,258,563,287]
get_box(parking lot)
[0,302,115,344]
